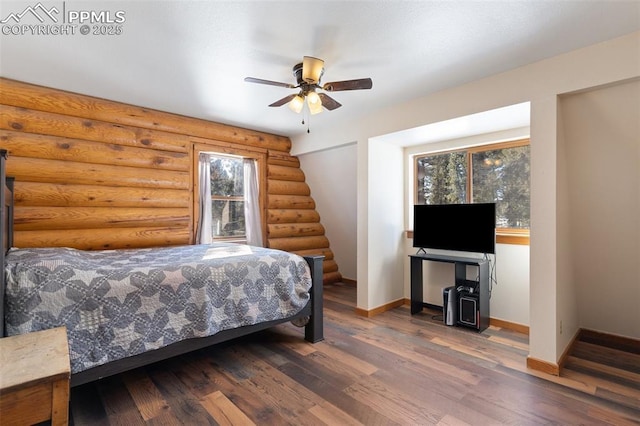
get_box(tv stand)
[409,253,490,332]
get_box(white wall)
[292,31,640,366]
[298,143,357,280]
[561,79,640,339]
[365,138,405,309]
[555,100,579,353]
[529,96,561,363]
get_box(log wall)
[0,78,340,283]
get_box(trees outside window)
[415,140,530,233]
[416,151,466,205]
[471,144,530,229]
[210,155,245,239]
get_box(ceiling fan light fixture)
[307,91,323,115]
[288,94,304,113]
[302,56,324,83]
[245,56,372,121]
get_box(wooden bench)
[0,327,71,425]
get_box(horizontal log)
[267,209,320,224]
[267,179,310,196]
[267,153,300,168]
[14,206,190,231]
[267,164,305,182]
[192,137,267,156]
[267,223,325,239]
[291,248,334,261]
[268,195,315,210]
[0,130,190,171]
[322,259,339,274]
[267,236,329,252]
[0,105,187,154]
[7,157,189,190]
[14,227,192,250]
[0,78,291,152]
[134,128,194,153]
[323,271,342,285]
[15,181,190,208]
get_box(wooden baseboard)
[578,328,640,353]
[341,278,357,287]
[557,328,582,373]
[355,298,405,318]
[526,356,560,376]
[489,318,529,335]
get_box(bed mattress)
[4,243,312,373]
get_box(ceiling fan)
[244,56,373,115]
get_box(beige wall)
[291,31,640,366]
[560,78,640,339]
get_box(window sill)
[213,238,247,244]
[405,230,529,246]
[496,233,529,246]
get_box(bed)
[0,149,324,387]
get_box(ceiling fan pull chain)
[304,107,310,133]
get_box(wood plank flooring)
[69,283,640,425]
[562,330,640,415]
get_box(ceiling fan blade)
[269,94,297,107]
[244,77,296,89]
[323,78,373,92]
[318,93,342,111]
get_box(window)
[209,155,246,239]
[196,145,265,246]
[415,139,530,243]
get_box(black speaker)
[458,292,479,329]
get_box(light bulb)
[288,95,304,113]
[307,91,323,115]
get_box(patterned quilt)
[4,243,312,373]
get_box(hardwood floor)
[69,283,640,425]
[562,330,640,415]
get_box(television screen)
[413,203,496,254]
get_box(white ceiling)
[1,1,639,138]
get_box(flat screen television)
[413,203,496,254]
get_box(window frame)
[193,143,267,245]
[414,138,530,246]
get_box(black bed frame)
[0,149,324,387]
